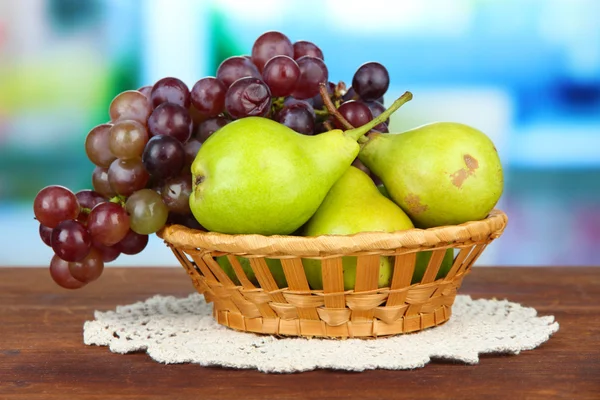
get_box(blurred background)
[1,0,599,267]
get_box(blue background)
[0,0,599,267]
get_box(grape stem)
[109,195,127,207]
[344,91,413,142]
[319,83,354,130]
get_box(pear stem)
[319,83,354,130]
[344,91,413,142]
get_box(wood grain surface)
[1,267,598,400]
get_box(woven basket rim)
[157,209,507,257]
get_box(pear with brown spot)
[358,122,503,228]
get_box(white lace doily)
[83,294,559,373]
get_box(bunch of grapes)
[33,30,392,289]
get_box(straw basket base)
[214,302,453,339]
[158,210,507,339]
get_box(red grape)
[92,167,116,198]
[117,230,149,255]
[150,77,191,108]
[148,102,193,143]
[224,77,272,119]
[94,243,120,263]
[85,124,116,168]
[161,175,192,214]
[87,202,130,246]
[352,62,389,101]
[49,255,87,289]
[34,186,80,228]
[251,31,294,72]
[190,77,227,118]
[142,135,185,180]
[39,224,53,247]
[334,100,373,129]
[51,220,92,262]
[108,158,149,196]
[109,120,149,160]
[68,248,104,283]
[195,117,229,142]
[290,56,328,100]
[75,190,106,224]
[216,56,261,88]
[262,55,300,97]
[293,41,324,60]
[109,90,152,124]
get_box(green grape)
[125,189,169,234]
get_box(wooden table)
[1,267,598,399]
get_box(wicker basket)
[157,209,507,339]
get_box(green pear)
[412,249,455,284]
[359,122,503,228]
[301,166,414,290]
[189,93,413,235]
[216,256,287,288]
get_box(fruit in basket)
[413,249,455,284]
[301,167,414,290]
[358,122,503,228]
[216,256,287,288]
[189,92,411,235]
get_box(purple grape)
[142,135,185,180]
[352,62,390,101]
[311,81,335,110]
[117,230,149,255]
[75,190,106,224]
[290,56,328,100]
[184,138,202,166]
[51,220,92,262]
[94,243,120,263]
[293,41,324,60]
[148,103,193,143]
[161,175,192,214]
[374,122,389,133]
[138,85,152,99]
[150,77,191,108]
[283,98,315,118]
[190,77,227,118]
[365,101,389,125]
[342,87,359,102]
[334,100,373,129]
[216,56,261,88]
[195,117,229,142]
[225,77,272,119]
[277,105,315,135]
[262,55,300,97]
[251,31,294,72]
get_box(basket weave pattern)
[158,210,507,338]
